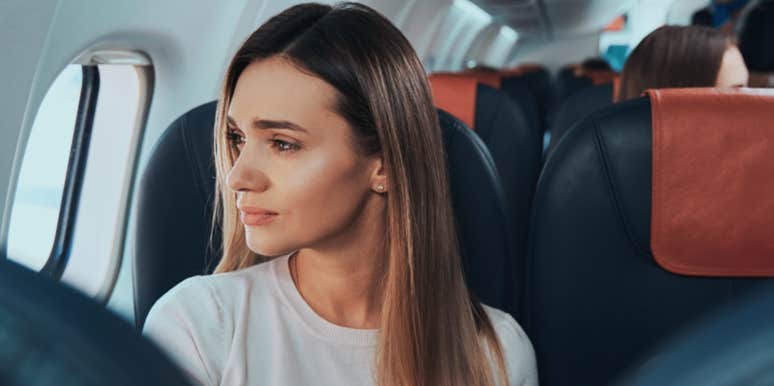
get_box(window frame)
[4,49,153,301]
[40,65,100,279]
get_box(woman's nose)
[226,152,270,193]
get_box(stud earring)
[376,184,385,192]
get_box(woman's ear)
[369,156,388,194]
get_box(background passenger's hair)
[580,57,612,72]
[738,0,774,87]
[691,8,714,27]
[617,25,735,101]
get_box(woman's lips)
[238,207,278,226]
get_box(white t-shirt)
[143,254,538,386]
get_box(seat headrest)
[555,70,594,102]
[0,259,191,386]
[428,74,479,128]
[428,73,502,128]
[134,101,219,328]
[648,88,774,277]
[461,71,503,89]
[547,83,614,154]
[436,108,517,315]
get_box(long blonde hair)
[211,3,507,385]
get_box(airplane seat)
[546,83,614,155]
[500,75,542,135]
[427,74,543,213]
[514,67,555,130]
[554,67,593,103]
[429,74,543,306]
[474,85,543,219]
[135,101,520,329]
[526,88,774,386]
[134,101,219,329]
[498,65,554,133]
[0,258,191,386]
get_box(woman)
[617,25,749,101]
[143,3,537,386]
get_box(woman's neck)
[291,250,382,329]
[292,201,386,330]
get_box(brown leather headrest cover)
[428,73,488,128]
[463,72,502,89]
[649,88,774,277]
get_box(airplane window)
[5,53,152,304]
[6,64,83,271]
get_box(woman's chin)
[245,237,295,258]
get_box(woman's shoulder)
[141,259,283,385]
[144,258,279,330]
[205,258,279,299]
[483,305,539,386]
[482,305,529,344]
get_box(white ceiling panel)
[473,0,640,40]
[544,0,638,37]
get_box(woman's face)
[716,45,749,88]
[226,57,384,256]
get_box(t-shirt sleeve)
[495,314,539,386]
[142,276,229,386]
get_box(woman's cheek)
[278,151,370,240]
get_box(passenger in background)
[738,0,774,87]
[692,7,715,26]
[555,57,615,103]
[574,57,613,77]
[617,25,749,101]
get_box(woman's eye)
[271,139,300,153]
[226,129,245,148]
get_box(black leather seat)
[523,68,554,118]
[526,93,774,386]
[438,108,520,318]
[428,75,543,316]
[473,85,542,256]
[546,83,614,155]
[429,75,542,248]
[0,258,191,386]
[554,66,593,103]
[135,101,519,328]
[500,75,541,135]
[134,102,220,329]
[503,67,554,133]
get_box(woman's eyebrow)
[227,116,309,133]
